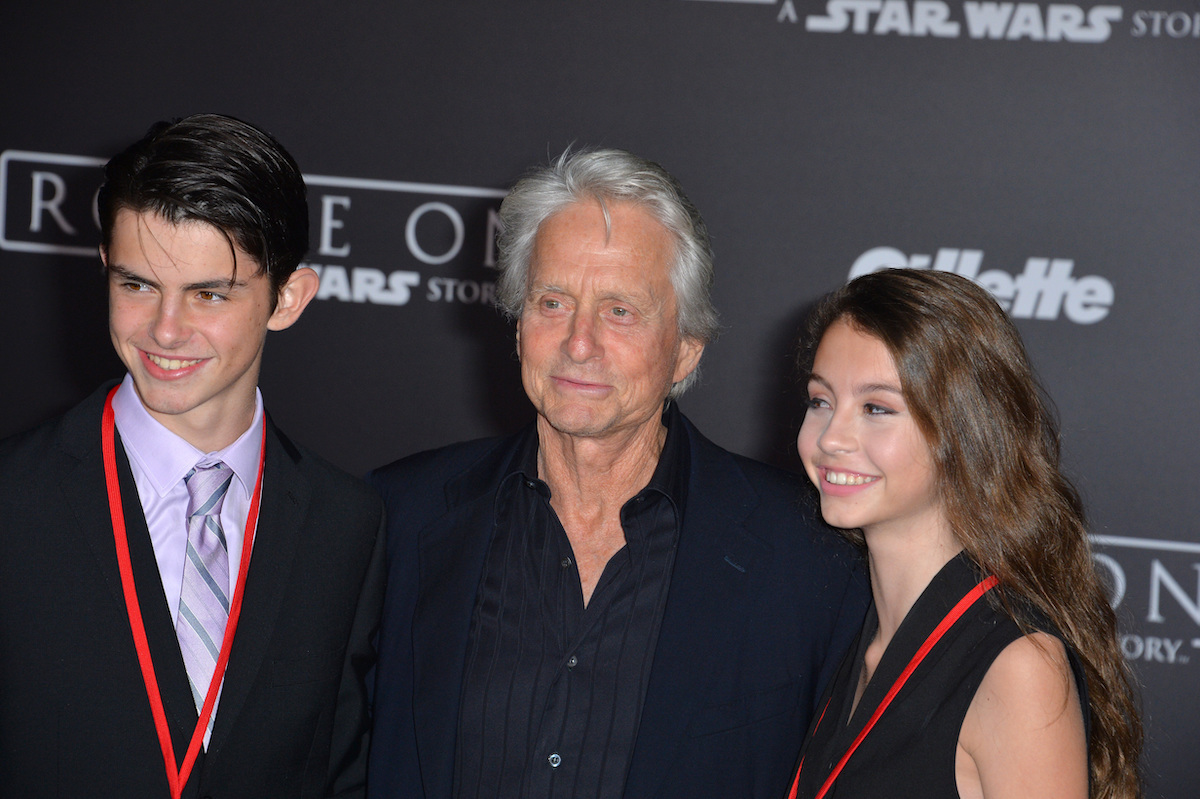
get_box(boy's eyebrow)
[107,264,160,289]
[107,263,246,292]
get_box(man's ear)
[672,335,705,385]
[267,267,320,331]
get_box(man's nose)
[564,310,603,362]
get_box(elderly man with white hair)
[367,148,867,799]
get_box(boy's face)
[104,208,300,450]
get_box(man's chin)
[538,408,615,440]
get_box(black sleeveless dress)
[791,554,1089,799]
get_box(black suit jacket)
[366,411,868,799]
[0,385,385,798]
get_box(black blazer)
[366,412,868,799]
[0,385,385,798]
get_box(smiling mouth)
[824,470,879,486]
[145,352,205,371]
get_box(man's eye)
[611,306,629,317]
[197,291,225,302]
[543,299,560,309]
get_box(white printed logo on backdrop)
[847,245,1114,323]
[797,1,1123,40]
[684,1,1200,42]
[1093,535,1200,667]
[0,150,506,310]
[301,174,505,308]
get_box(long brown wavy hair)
[800,269,1141,799]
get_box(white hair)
[495,148,719,397]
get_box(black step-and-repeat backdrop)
[2,2,1197,795]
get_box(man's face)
[517,201,704,442]
[104,208,302,450]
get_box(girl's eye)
[865,403,895,415]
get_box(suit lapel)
[624,421,769,799]
[57,391,136,614]
[411,497,497,798]
[411,437,522,799]
[56,392,201,757]
[207,419,307,751]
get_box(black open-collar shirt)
[453,403,690,799]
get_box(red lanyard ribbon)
[102,386,264,798]
[789,573,999,799]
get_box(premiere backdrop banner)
[2,2,1197,795]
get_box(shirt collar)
[641,400,690,511]
[111,373,265,498]
[508,425,549,497]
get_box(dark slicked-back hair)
[98,113,309,299]
[800,269,1142,799]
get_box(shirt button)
[567,655,578,669]
[548,752,562,768]
[561,556,573,568]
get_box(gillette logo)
[848,246,1114,323]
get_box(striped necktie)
[178,461,233,729]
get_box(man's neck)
[535,415,666,511]
[535,413,668,607]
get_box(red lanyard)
[102,387,265,798]
[789,573,999,799]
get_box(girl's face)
[798,319,946,543]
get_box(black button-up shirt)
[453,405,690,799]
